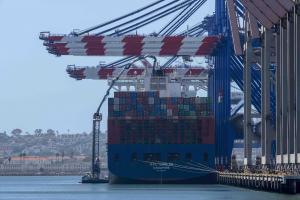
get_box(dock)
[218,172,300,194]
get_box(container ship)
[107,74,216,183]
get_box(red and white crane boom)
[40,34,221,57]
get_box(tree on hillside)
[11,129,22,137]
[0,132,9,142]
[34,129,43,136]
[0,131,8,136]
[46,129,55,137]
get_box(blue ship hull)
[108,144,216,183]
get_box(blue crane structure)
[212,0,233,169]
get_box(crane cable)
[110,0,199,36]
[76,0,166,35]
[178,23,201,35]
[158,0,199,35]
[101,56,138,68]
[163,0,207,35]
[165,0,207,35]
[96,0,180,35]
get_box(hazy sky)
[0,0,215,134]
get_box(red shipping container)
[108,119,121,144]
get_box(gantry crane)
[39,0,221,183]
[39,0,225,183]
[39,0,300,192]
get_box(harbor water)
[0,176,298,200]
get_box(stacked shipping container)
[108,91,214,145]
